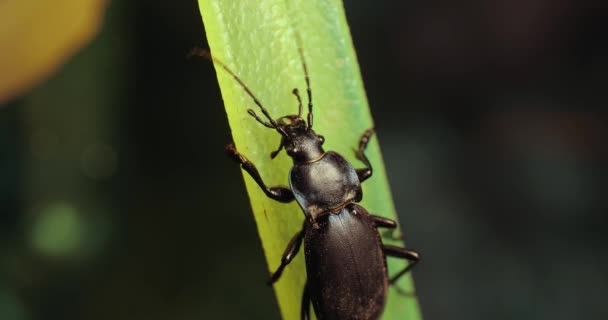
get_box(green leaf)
[197,1,422,319]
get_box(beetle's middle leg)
[355,128,374,182]
[226,143,295,202]
[268,225,305,284]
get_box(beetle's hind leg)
[355,128,374,182]
[268,225,305,284]
[226,143,295,202]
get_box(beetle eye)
[318,135,325,144]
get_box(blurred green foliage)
[1,1,607,320]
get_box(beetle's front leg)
[226,143,295,202]
[355,128,374,182]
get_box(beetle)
[190,36,420,319]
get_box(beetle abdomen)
[304,204,387,320]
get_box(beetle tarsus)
[225,143,246,163]
[355,128,375,182]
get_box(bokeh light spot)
[30,203,84,257]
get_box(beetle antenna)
[294,32,313,128]
[188,47,277,128]
[247,109,275,128]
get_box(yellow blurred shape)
[30,203,84,257]
[0,0,107,104]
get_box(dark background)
[1,1,606,319]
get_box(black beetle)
[190,38,420,319]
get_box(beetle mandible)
[190,33,420,320]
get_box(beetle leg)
[383,245,421,285]
[371,215,397,228]
[226,143,295,202]
[371,215,404,240]
[355,128,374,182]
[301,281,311,320]
[268,227,305,284]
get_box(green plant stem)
[198,1,422,319]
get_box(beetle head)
[273,114,325,163]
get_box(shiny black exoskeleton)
[191,39,420,320]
